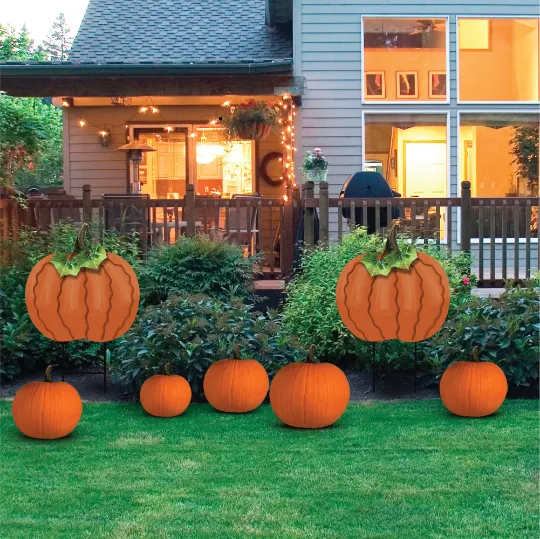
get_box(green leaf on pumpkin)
[79,245,107,270]
[51,254,84,277]
[360,252,393,277]
[384,244,418,271]
[50,245,107,277]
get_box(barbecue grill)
[339,171,400,233]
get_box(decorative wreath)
[259,152,284,186]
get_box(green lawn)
[0,400,538,539]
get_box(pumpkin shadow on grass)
[273,420,342,431]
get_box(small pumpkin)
[270,345,350,429]
[12,366,82,439]
[140,363,192,417]
[203,346,269,413]
[440,347,508,417]
[336,224,450,342]
[25,223,139,342]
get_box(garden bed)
[0,400,537,538]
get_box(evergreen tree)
[42,13,73,61]
[0,24,44,61]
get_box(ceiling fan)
[409,20,445,35]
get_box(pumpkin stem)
[164,362,172,375]
[470,346,480,362]
[233,345,241,360]
[306,345,316,363]
[71,222,90,257]
[383,222,400,256]
[44,365,54,383]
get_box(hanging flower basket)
[234,121,273,141]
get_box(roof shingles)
[70,0,292,64]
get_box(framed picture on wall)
[429,71,447,98]
[364,71,386,98]
[396,71,418,98]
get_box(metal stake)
[60,342,66,382]
[414,342,418,393]
[372,342,376,393]
[103,342,107,394]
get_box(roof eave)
[0,60,293,78]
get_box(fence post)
[319,181,329,245]
[304,181,315,248]
[82,184,92,224]
[281,198,294,277]
[460,181,471,254]
[185,184,195,236]
[291,184,301,236]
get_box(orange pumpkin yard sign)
[25,223,139,342]
[336,224,450,343]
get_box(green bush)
[424,279,540,388]
[139,235,257,306]
[111,293,304,399]
[0,221,140,380]
[282,227,475,365]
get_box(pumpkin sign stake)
[25,223,139,342]
[336,224,450,343]
[12,366,83,439]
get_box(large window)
[459,18,539,102]
[364,114,448,237]
[459,114,539,237]
[363,18,448,102]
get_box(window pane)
[459,19,539,101]
[363,18,447,101]
[459,114,539,237]
[365,114,447,238]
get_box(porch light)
[61,97,73,108]
[116,140,156,193]
[98,129,111,147]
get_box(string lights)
[279,94,297,200]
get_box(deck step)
[254,280,285,291]
[471,288,506,299]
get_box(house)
[292,1,539,274]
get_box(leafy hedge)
[111,293,303,399]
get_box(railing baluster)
[514,200,520,281]
[375,200,381,234]
[247,201,253,257]
[525,200,531,280]
[214,200,220,237]
[423,200,429,245]
[435,201,441,247]
[478,201,484,282]
[203,200,208,234]
[411,200,417,233]
[337,199,343,241]
[225,200,230,237]
[174,203,180,241]
[279,203,285,273]
[268,201,274,278]
[502,200,508,281]
[257,199,263,261]
[350,201,356,229]
[446,200,453,255]
[490,200,496,283]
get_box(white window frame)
[360,15,451,105]
[456,110,539,244]
[361,110,451,243]
[456,15,540,105]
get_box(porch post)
[82,184,92,224]
[185,184,196,237]
[319,181,329,245]
[304,181,315,248]
[460,181,471,254]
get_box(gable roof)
[70,0,293,65]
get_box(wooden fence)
[0,184,301,278]
[304,180,540,285]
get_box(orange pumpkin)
[336,224,450,342]
[440,347,508,417]
[270,345,350,429]
[25,224,139,342]
[203,346,269,413]
[12,366,82,439]
[140,363,192,417]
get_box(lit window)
[459,18,539,101]
[363,18,447,101]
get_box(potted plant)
[302,147,329,182]
[223,99,279,141]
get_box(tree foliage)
[42,13,73,61]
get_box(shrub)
[139,235,257,305]
[282,227,475,364]
[424,279,540,388]
[0,221,140,380]
[111,293,304,399]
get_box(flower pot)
[235,122,273,141]
[304,169,328,183]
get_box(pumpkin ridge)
[366,278,385,341]
[342,262,367,340]
[100,265,114,342]
[32,263,56,340]
[82,271,90,338]
[56,278,75,340]
[107,258,136,340]
[393,272,402,341]
[411,265,424,342]
[420,262,447,340]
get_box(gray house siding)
[294,0,539,277]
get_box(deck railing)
[304,181,539,285]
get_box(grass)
[0,400,538,539]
